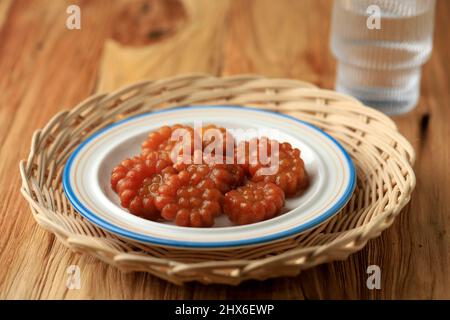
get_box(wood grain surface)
[0,0,448,299]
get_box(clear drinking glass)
[330,0,436,115]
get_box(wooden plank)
[0,0,13,29]
[0,0,185,299]
[0,0,117,299]
[386,0,450,298]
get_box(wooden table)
[0,0,448,299]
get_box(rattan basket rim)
[20,74,416,285]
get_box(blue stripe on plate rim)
[63,105,356,249]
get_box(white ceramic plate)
[63,106,355,249]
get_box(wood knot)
[420,112,430,139]
[111,0,187,46]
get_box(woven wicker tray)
[20,74,416,285]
